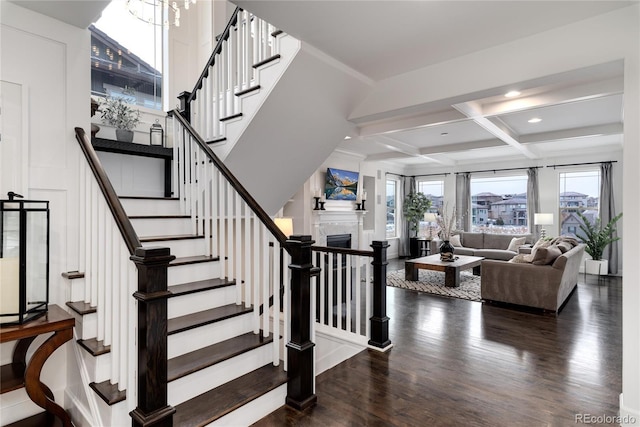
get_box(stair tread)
[4,412,62,427]
[1,362,25,393]
[170,255,219,266]
[168,304,252,335]
[173,364,287,426]
[89,380,126,405]
[141,234,204,242]
[169,277,235,297]
[62,270,84,280]
[129,215,190,219]
[168,332,273,381]
[119,196,179,200]
[77,338,110,356]
[66,301,96,315]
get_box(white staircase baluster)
[283,249,290,371]
[90,184,98,307]
[226,181,234,279]
[252,213,260,333]
[97,198,106,342]
[211,169,219,259]
[346,254,352,333]
[319,253,325,325]
[243,207,252,308]
[235,194,242,304]
[104,224,113,347]
[328,251,333,328]
[336,253,342,330]
[355,255,361,336]
[262,225,269,337]
[272,239,280,366]
[110,224,120,384]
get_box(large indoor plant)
[100,96,141,142]
[403,192,431,258]
[576,210,622,275]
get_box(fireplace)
[326,233,351,249]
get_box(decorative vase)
[439,240,455,261]
[116,129,134,142]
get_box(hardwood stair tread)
[89,380,126,405]
[220,112,243,122]
[128,215,190,219]
[1,362,25,393]
[140,234,204,242]
[168,304,252,335]
[168,332,273,381]
[4,412,62,427]
[169,278,235,297]
[77,338,110,356]
[173,364,287,426]
[61,270,84,280]
[170,255,219,266]
[119,196,179,200]
[66,301,96,315]
[206,137,227,144]
[235,85,261,97]
[253,54,281,69]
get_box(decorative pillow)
[507,236,527,252]
[450,234,462,247]
[509,254,533,263]
[557,242,572,253]
[530,238,552,258]
[532,245,562,265]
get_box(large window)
[92,1,164,110]
[470,175,528,234]
[386,179,398,238]
[559,170,600,237]
[417,179,443,237]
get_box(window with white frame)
[386,179,398,238]
[558,169,600,238]
[92,1,164,110]
[417,179,443,238]
[470,175,528,234]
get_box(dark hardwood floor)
[254,259,622,426]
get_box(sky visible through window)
[94,0,161,71]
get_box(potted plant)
[403,192,431,257]
[99,96,141,142]
[576,211,622,275]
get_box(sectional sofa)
[429,231,534,261]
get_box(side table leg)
[405,263,418,281]
[24,328,74,427]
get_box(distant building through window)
[559,170,600,237]
[470,175,528,234]
[386,180,397,238]
[91,1,163,109]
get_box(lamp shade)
[534,213,554,226]
[424,213,437,222]
[274,217,293,238]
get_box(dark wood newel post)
[177,91,191,123]
[285,235,318,410]
[130,247,176,427]
[369,240,391,350]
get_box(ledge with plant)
[99,95,141,142]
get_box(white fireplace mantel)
[312,209,367,249]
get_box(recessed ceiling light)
[440,132,449,136]
[344,136,352,140]
[505,90,521,98]
[528,117,542,123]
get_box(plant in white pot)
[576,210,622,275]
[99,96,141,142]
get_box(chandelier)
[126,0,196,27]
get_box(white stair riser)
[168,285,237,319]
[69,279,86,302]
[120,198,182,216]
[208,384,287,427]
[77,343,112,383]
[168,313,253,359]
[71,311,97,341]
[131,217,194,237]
[142,238,207,258]
[168,261,221,285]
[168,345,274,406]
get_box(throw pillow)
[507,236,527,252]
[530,238,552,258]
[509,254,533,263]
[532,245,562,265]
[450,234,462,247]
[557,241,572,253]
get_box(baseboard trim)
[65,390,95,427]
[620,393,640,426]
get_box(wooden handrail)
[169,111,288,246]
[187,7,241,103]
[74,127,142,254]
[310,246,374,257]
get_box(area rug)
[386,269,481,302]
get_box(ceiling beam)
[453,101,538,159]
[520,123,623,144]
[357,109,466,137]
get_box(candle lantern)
[0,192,50,325]
[150,119,164,146]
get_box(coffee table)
[404,254,485,288]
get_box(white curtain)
[527,167,541,239]
[456,173,471,231]
[398,176,415,257]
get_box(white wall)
[0,2,90,423]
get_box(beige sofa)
[480,243,585,313]
[429,232,534,261]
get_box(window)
[92,1,164,110]
[417,179,443,237]
[470,175,528,234]
[559,169,600,238]
[386,180,398,238]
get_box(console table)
[1,304,75,426]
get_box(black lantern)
[0,192,50,325]
[150,119,164,146]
